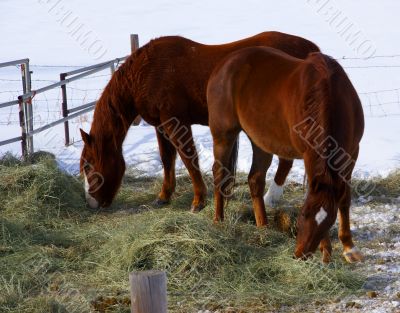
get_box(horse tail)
[229,135,240,192]
[223,135,240,199]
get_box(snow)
[1,0,400,180]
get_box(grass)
[352,169,400,202]
[2,154,395,312]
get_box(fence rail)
[0,58,32,157]
[0,34,139,159]
[0,58,29,68]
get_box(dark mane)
[90,53,140,162]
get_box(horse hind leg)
[248,141,272,227]
[155,129,177,205]
[212,131,239,223]
[264,158,293,207]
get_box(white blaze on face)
[315,207,328,225]
[84,172,99,209]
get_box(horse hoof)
[343,247,363,263]
[154,198,170,207]
[191,203,205,213]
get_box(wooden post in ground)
[130,33,143,126]
[130,34,139,54]
[60,73,70,146]
[129,270,167,313]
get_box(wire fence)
[1,47,400,157]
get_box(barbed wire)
[343,65,400,69]
[16,54,400,68]
[359,88,400,95]
[0,90,22,94]
[30,64,87,68]
[2,57,400,129]
[79,74,111,80]
[336,54,400,60]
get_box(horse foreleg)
[155,129,177,205]
[339,184,363,263]
[264,158,293,207]
[163,123,207,212]
[319,233,332,263]
[248,141,272,227]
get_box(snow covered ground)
[1,0,400,180]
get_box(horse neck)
[91,81,137,152]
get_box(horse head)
[80,129,125,209]
[294,175,338,259]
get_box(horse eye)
[301,212,310,218]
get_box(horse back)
[208,46,304,158]
[131,33,319,126]
[207,47,364,161]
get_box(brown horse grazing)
[80,32,319,212]
[207,47,364,263]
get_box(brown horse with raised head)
[80,32,319,212]
[207,47,364,263]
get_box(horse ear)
[80,129,91,146]
[310,172,333,195]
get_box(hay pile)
[0,154,365,312]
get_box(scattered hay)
[86,209,363,312]
[0,158,368,312]
[0,152,85,220]
[352,169,400,200]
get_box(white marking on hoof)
[264,180,284,207]
[343,246,361,257]
[84,173,99,209]
[315,207,327,225]
[343,246,363,263]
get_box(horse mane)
[302,53,340,194]
[90,51,142,162]
[89,35,191,163]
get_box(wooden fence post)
[130,33,142,126]
[60,73,70,146]
[129,270,167,313]
[130,34,139,54]
[17,96,27,158]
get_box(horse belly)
[241,116,302,159]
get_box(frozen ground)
[315,200,400,313]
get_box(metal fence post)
[17,96,27,158]
[21,61,34,155]
[60,73,70,146]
